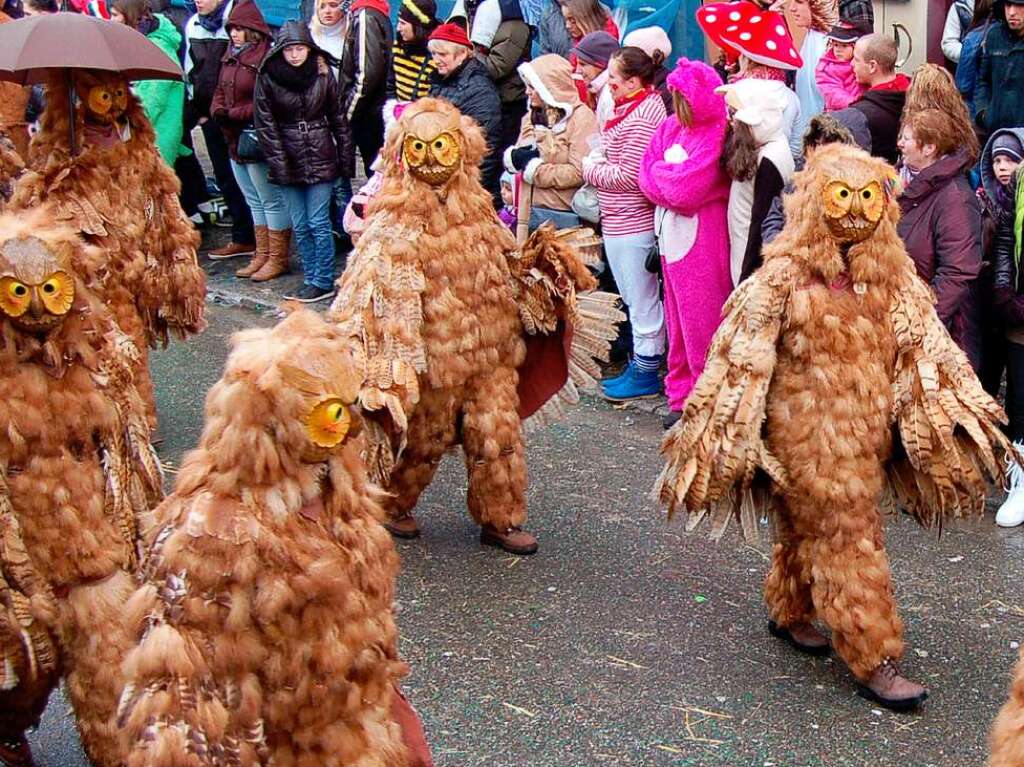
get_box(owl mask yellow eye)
[87,86,112,116]
[305,397,352,448]
[428,132,460,167]
[0,276,31,317]
[39,271,75,315]
[402,131,462,186]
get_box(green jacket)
[134,14,187,165]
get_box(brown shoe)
[250,228,291,282]
[236,224,269,278]
[384,513,421,539]
[0,735,35,767]
[480,524,538,555]
[856,659,929,711]
[208,241,255,260]
[768,620,831,656]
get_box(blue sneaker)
[601,359,634,389]
[602,365,662,401]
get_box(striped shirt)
[391,42,436,102]
[582,92,667,237]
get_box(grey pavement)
[24,289,1024,767]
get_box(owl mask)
[822,177,886,244]
[401,110,463,187]
[0,236,76,336]
[75,71,129,126]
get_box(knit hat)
[825,20,863,43]
[429,22,472,47]
[622,26,672,60]
[573,31,619,67]
[399,0,437,25]
[992,132,1024,162]
[500,170,515,186]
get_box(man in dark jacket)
[340,0,393,174]
[834,33,909,166]
[469,0,531,154]
[185,0,256,257]
[428,22,504,206]
[975,0,1024,136]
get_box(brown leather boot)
[856,659,929,711]
[236,224,269,278]
[384,512,421,539]
[250,228,291,282]
[480,524,538,555]
[768,620,831,656]
[208,241,255,259]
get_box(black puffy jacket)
[254,22,355,186]
[430,57,503,201]
[993,167,1024,324]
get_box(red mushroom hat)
[697,1,803,70]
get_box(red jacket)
[211,0,271,160]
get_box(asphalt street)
[25,303,1024,767]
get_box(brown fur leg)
[460,367,527,529]
[61,571,137,767]
[990,647,1024,767]
[383,389,459,520]
[764,512,815,627]
[803,502,904,680]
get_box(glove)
[510,145,541,171]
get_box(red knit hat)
[429,22,472,47]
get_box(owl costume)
[117,310,431,767]
[0,208,162,767]
[327,98,622,555]
[656,144,1018,710]
[11,70,206,429]
[990,647,1024,766]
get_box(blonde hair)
[904,63,979,165]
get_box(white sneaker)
[996,442,1024,528]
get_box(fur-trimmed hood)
[517,54,580,129]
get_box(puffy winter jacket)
[339,0,393,121]
[956,20,993,117]
[993,166,1024,324]
[211,0,270,161]
[254,22,355,186]
[834,74,909,165]
[473,0,530,104]
[430,56,503,198]
[507,55,598,212]
[135,13,187,165]
[898,148,983,367]
[184,0,234,121]
[975,16,1024,133]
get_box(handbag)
[236,125,264,163]
[644,244,662,274]
[571,183,601,224]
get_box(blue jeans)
[230,160,290,230]
[279,182,335,290]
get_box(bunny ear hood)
[666,58,727,127]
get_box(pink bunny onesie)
[638,58,732,411]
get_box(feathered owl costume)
[117,310,428,767]
[10,70,206,428]
[656,144,1018,710]
[0,207,162,767]
[327,98,622,555]
[990,647,1024,766]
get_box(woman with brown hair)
[896,107,983,367]
[904,63,980,165]
[562,0,616,41]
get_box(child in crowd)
[815,21,866,111]
[499,171,518,230]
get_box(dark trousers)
[174,128,210,217]
[1006,341,1024,442]
[201,120,255,245]
[352,109,385,177]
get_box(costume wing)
[327,214,427,484]
[507,224,625,431]
[0,466,58,695]
[655,258,795,541]
[119,497,271,767]
[887,271,1019,527]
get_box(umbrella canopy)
[0,11,182,85]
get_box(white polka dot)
[790,47,797,56]
[775,24,786,35]
[729,10,741,19]
[750,14,761,21]
[704,12,717,21]
[766,39,777,49]
[739,31,751,40]
[726,24,738,31]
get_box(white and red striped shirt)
[583,91,667,237]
